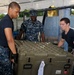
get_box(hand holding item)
[11,53,18,63]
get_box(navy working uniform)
[20,10,43,41]
[0,14,13,75]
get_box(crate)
[15,40,74,75]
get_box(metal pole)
[35,5,74,12]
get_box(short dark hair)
[8,2,20,9]
[60,17,70,24]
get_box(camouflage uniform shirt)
[21,19,43,41]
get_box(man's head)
[8,2,20,19]
[60,17,70,31]
[29,9,37,22]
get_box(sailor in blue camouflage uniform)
[0,2,20,75]
[17,9,45,42]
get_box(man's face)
[60,21,69,31]
[31,16,37,22]
[10,7,20,19]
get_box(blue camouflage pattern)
[21,19,43,41]
[0,46,13,75]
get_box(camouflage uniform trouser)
[0,46,13,75]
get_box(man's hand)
[11,53,18,63]
[41,33,45,42]
[11,59,14,63]
[58,38,65,47]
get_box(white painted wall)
[13,18,23,31]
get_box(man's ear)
[67,23,70,26]
[9,7,13,12]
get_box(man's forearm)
[41,33,45,42]
[8,38,17,54]
[58,39,64,47]
[16,30,24,40]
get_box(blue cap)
[30,9,37,16]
